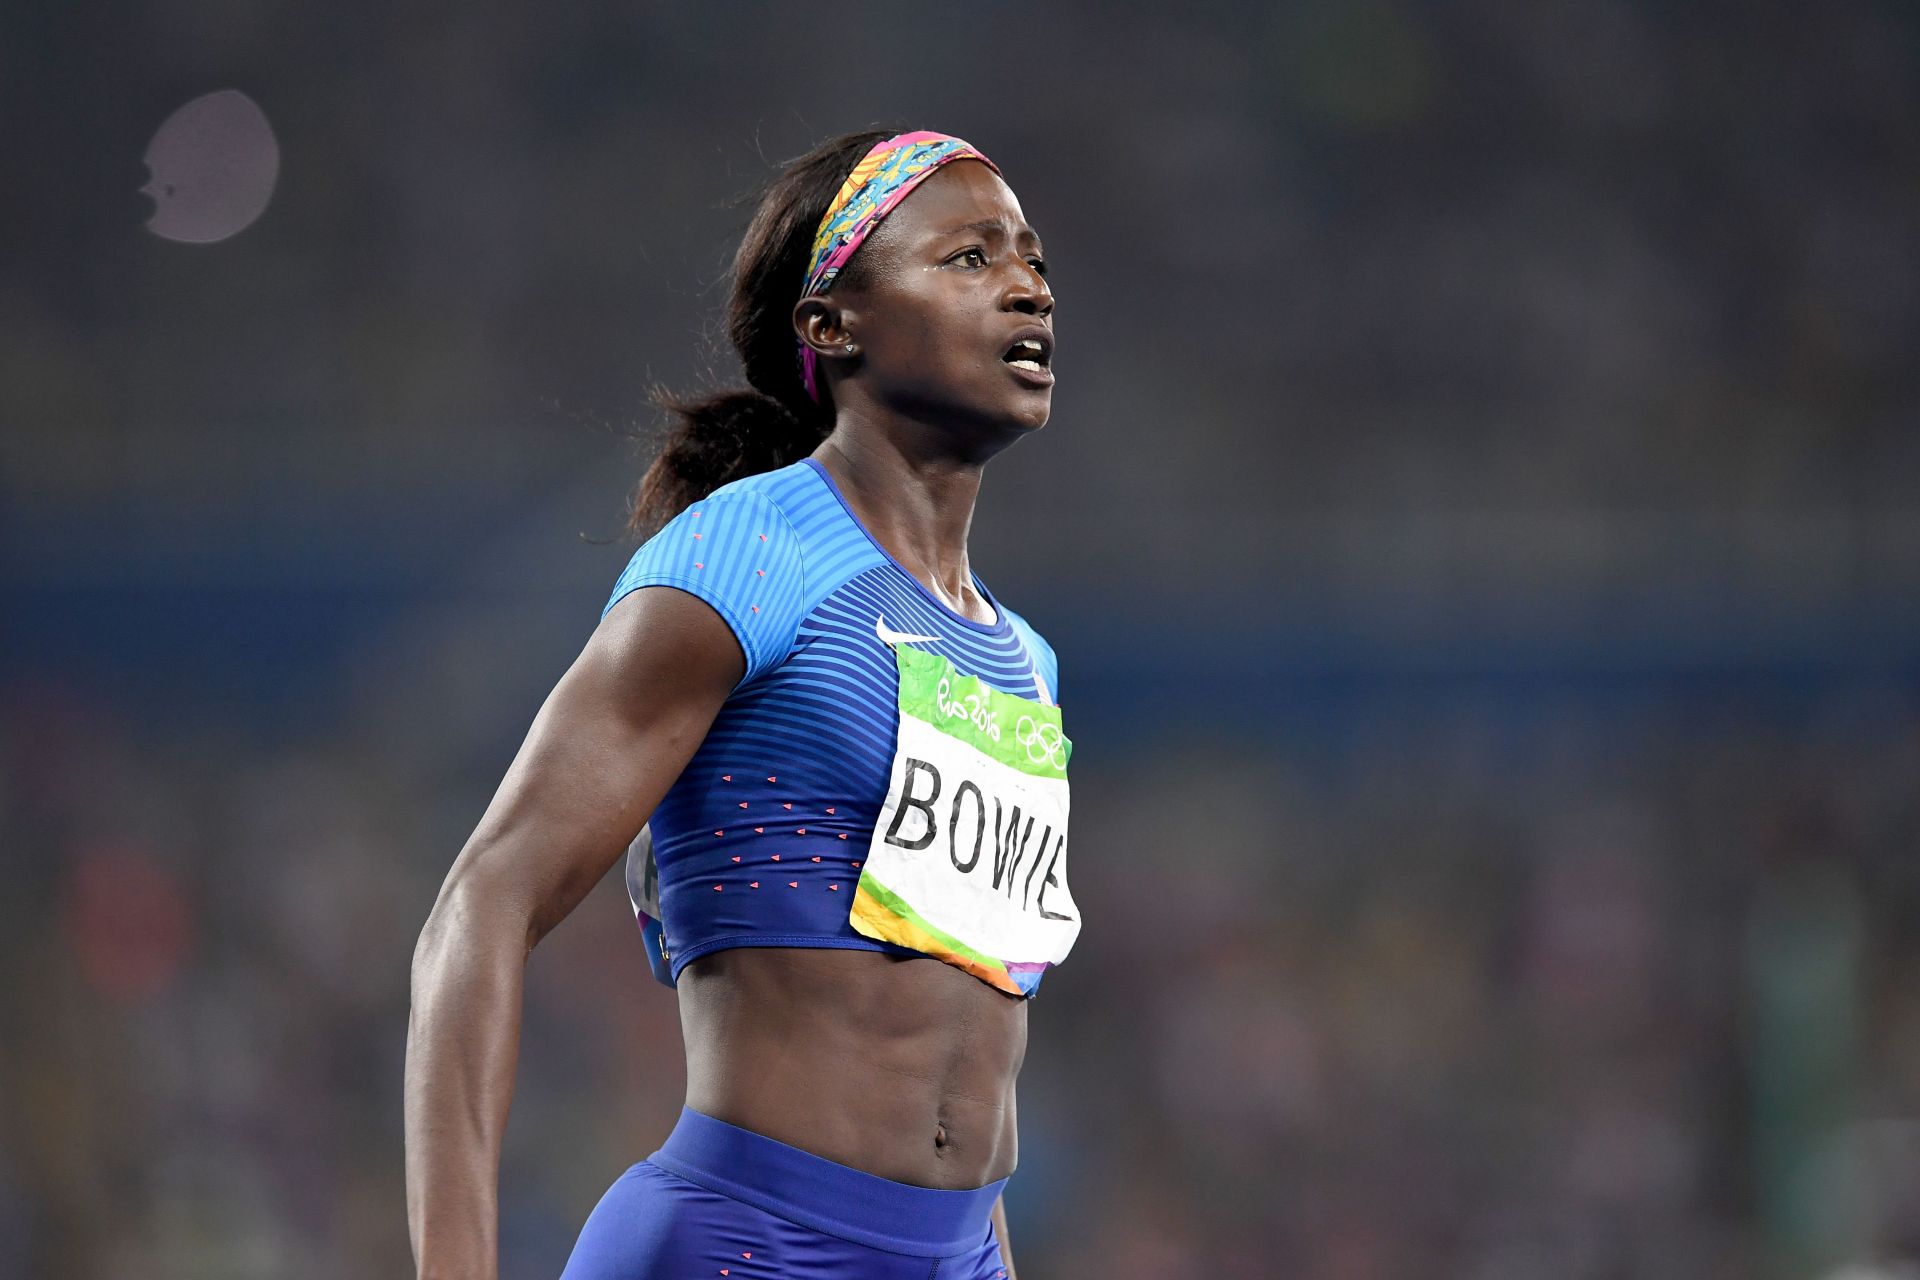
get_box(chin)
[983,395,1050,438]
[1012,402,1051,432]
[900,382,1050,446]
[993,381,1053,431]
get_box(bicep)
[435,585,747,951]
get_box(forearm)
[405,889,530,1280]
[992,1194,1016,1278]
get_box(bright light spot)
[141,89,279,244]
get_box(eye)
[1027,257,1048,278]
[950,246,989,268]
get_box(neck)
[812,411,995,623]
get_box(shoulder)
[713,458,891,601]
[606,486,801,611]
[997,601,1062,704]
[603,466,825,686]
[706,459,834,538]
[603,460,889,687]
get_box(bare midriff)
[676,947,1026,1190]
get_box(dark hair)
[627,129,895,535]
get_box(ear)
[794,294,865,359]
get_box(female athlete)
[405,129,1076,1279]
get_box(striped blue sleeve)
[602,490,808,685]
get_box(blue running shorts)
[560,1107,1011,1279]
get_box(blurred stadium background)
[5,3,1919,1277]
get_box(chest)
[696,580,1048,808]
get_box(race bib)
[624,825,675,987]
[851,644,1079,996]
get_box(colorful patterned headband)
[798,130,1001,403]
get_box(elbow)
[411,873,528,994]
[410,897,460,1001]
[411,900,452,991]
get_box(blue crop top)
[606,458,1075,997]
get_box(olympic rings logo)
[1015,715,1068,769]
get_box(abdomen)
[675,946,1027,1189]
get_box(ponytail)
[626,128,895,536]
[628,388,826,535]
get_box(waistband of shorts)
[647,1106,1009,1256]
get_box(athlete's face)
[804,160,1055,438]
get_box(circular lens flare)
[141,89,279,244]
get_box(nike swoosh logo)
[875,615,941,646]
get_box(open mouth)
[1001,332,1053,377]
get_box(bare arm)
[993,1194,1016,1278]
[404,587,744,1280]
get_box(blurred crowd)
[6,680,1919,1277]
[5,1,1919,1277]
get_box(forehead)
[871,159,1037,245]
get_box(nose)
[1005,261,1053,317]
